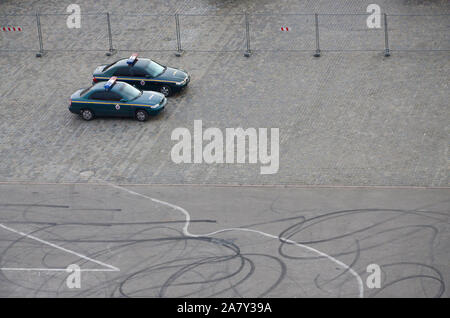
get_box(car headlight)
[176,77,187,86]
[151,103,160,108]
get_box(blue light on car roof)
[127,53,138,65]
[104,76,117,91]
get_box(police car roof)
[116,57,150,67]
[92,80,129,91]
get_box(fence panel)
[39,13,108,51]
[0,15,38,51]
[249,14,315,51]
[179,14,246,51]
[1,12,448,54]
[388,15,450,51]
[110,14,176,52]
[319,14,384,51]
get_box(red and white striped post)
[1,26,22,32]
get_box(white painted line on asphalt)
[0,223,120,272]
[108,182,365,298]
[0,268,118,272]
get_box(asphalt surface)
[0,0,449,298]
[0,183,448,297]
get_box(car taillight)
[69,98,72,106]
[93,77,98,83]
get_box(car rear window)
[103,60,120,72]
[80,87,93,96]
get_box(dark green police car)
[92,53,190,97]
[69,77,166,122]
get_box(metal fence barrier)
[0,12,448,58]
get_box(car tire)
[135,109,149,122]
[159,85,171,97]
[81,109,94,121]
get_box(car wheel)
[81,109,94,121]
[135,109,149,122]
[159,85,171,97]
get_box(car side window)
[89,91,107,100]
[132,67,148,77]
[113,66,131,77]
[106,92,122,101]
[89,91,121,101]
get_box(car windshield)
[145,60,165,77]
[116,83,142,101]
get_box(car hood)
[154,67,188,83]
[132,91,165,105]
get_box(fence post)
[35,12,44,57]
[175,13,183,57]
[383,13,390,57]
[105,12,116,56]
[314,13,321,57]
[244,12,251,57]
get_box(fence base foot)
[36,51,45,58]
[106,49,117,56]
[244,50,252,57]
[175,50,184,57]
[384,49,391,57]
[313,50,321,57]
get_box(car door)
[108,91,133,117]
[130,66,156,91]
[87,91,126,117]
[104,91,127,117]
[87,91,111,116]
